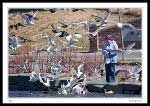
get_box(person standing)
[102,35,118,83]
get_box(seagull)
[38,73,51,87]
[117,23,141,31]
[8,25,14,31]
[62,40,83,49]
[9,35,22,50]
[66,76,81,92]
[65,76,74,88]
[58,18,82,28]
[8,23,25,31]
[74,33,82,38]
[104,89,114,94]
[18,36,32,43]
[58,34,83,49]
[58,76,75,95]
[49,8,56,13]
[117,23,141,38]
[20,14,35,25]
[86,25,102,37]
[44,8,57,13]
[58,83,68,95]
[72,74,87,95]
[55,31,69,37]
[51,24,61,33]
[50,61,65,73]
[92,65,104,79]
[71,8,85,12]
[108,42,136,55]
[71,62,84,78]
[59,18,93,30]
[31,34,56,53]
[20,10,38,25]
[29,71,39,82]
[77,63,84,78]
[125,42,136,50]
[46,45,65,55]
[80,21,92,30]
[41,35,56,46]
[132,63,142,74]
[129,63,142,81]
[91,8,112,26]
[58,19,73,28]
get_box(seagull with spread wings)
[91,8,112,26]
[19,10,38,25]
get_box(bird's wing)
[68,78,80,90]
[104,9,112,20]
[78,63,84,71]
[58,20,72,26]
[33,10,38,18]
[81,78,87,88]
[9,37,14,45]
[47,36,56,45]
[21,14,31,25]
[51,24,60,33]
[51,24,56,29]
[66,35,72,41]
[58,21,66,26]
[126,42,136,50]
[74,33,82,38]
[38,74,44,83]
[71,22,81,27]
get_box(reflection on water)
[9,91,141,98]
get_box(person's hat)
[105,35,113,41]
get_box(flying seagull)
[29,71,39,82]
[41,35,56,46]
[108,42,136,55]
[20,10,38,25]
[8,23,25,31]
[117,23,141,31]
[51,24,62,33]
[9,34,22,51]
[91,8,112,26]
[38,73,51,87]
[55,31,69,37]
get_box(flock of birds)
[29,62,88,95]
[8,8,142,95]
[9,8,140,53]
[27,60,142,95]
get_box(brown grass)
[8,9,140,54]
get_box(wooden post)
[96,33,101,66]
[119,9,125,61]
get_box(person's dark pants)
[105,63,116,83]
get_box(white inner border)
[3,3,147,104]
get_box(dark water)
[9,91,141,98]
